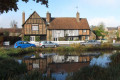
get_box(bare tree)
[10,20,18,29]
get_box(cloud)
[88,16,120,27]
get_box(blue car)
[14,41,36,48]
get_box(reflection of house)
[22,11,93,41]
[105,27,120,39]
[52,55,79,63]
[52,55,95,63]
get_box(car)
[80,40,101,46]
[14,41,36,48]
[99,39,108,43]
[39,41,59,48]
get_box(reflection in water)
[52,73,68,80]
[90,54,111,68]
[15,51,115,80]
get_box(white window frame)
[83,30,87,33]
[32,24,39,31]
[30,36,35,42]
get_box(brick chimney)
[46,11,51,23]
[22,12,25,24]
[76,12,80,22]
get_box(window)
[32,24,39,31]
[85,36,89,40]
[30,36,35,41]
[83,30,86,33]
[54,38,57,41]
[69,37,73,41]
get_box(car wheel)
[17,47,21,48]
[54,45,57,48]
[42,46,45,48]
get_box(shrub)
[59,37,66,41]
[12,71,55,80]
[23,36,30,41]
[0,58,27,80]
[35,36,40,41]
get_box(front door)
[30,36,35,42]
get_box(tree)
[91,23,107,39]
[0,0,48,14]
[10,20,18,29]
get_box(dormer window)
[32,24,39,31]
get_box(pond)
[15,50,117,80]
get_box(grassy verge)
[0,43,119,58]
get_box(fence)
[29,41,85,46]
[3,41,10,46]
[51,41,84,44]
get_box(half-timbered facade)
[22,11,46,42]
[22,11,91,41]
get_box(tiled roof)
[0,28,22,33]
[48,18,90,30]
[107,27,118,30]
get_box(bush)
[12,71,55,80]
[59,37,66,41]
[35,36,40,41]
[0,58,27,80]
[23,36,30,41]
[67,52,120,80]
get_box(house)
[0,27,22,37]
[105,27,120,40]
[22,11,91,41]
[0,27,22,45]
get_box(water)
[15,50,116,80]
[90,54,111,68]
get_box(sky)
[0,0,120,28]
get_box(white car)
[39,41,59,48]
[80,40,101,46]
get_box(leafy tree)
[0,0,48,14]
[91,23,107,39]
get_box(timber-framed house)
[22,11,92,41]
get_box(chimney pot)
[76,12,80,22]
[46,12,51,23]
[22,12,25,24]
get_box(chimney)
[76,12,80,22]
[22,12,25,24]
[46,11,51,23]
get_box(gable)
[22,11,45,26]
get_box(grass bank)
[0,43,119,58]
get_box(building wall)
[79,30,90,35]
[89,31,96,40]
[23,12,46,35]
[46,29,90,41]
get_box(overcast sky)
[0,0,120,28]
